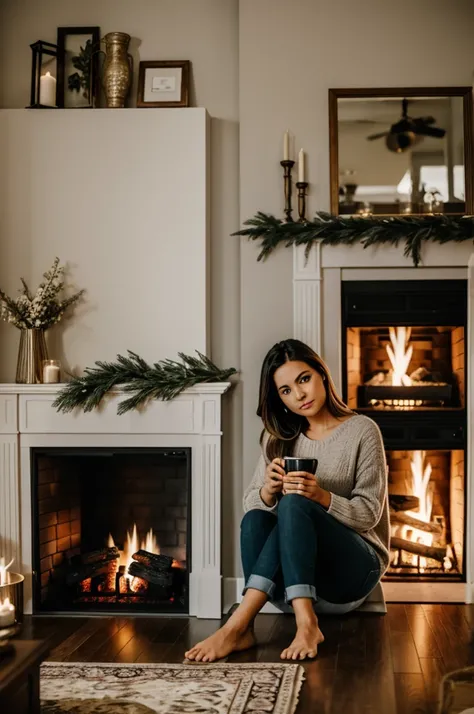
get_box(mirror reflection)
[333,93,468,216]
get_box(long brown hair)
[257,338,353,461]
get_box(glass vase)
[15,329,48,384]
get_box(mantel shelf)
[0,382,232,396]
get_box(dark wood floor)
[17,604,474,713]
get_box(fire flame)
[404,451,433,571]
[407,451,433,524]
[387,327,412,386]
[108,524,161,593]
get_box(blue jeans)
[241,494,381,606]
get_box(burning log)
[390,537,446,563]
[131,550,174,572]
[389,511,443,536]
[65,550,120,585]
[128,561,173,588]
[66,558,116,585]
[389,495,420,512]
[81,547,120,564]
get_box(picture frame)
[137,60,190,108]
[56,26,100,109]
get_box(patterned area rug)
[438,666,474,713]
[40,661,305,714]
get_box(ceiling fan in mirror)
[366,98,446,153]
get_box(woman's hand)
[260,458,285,507]
[283,471,331,508]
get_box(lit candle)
[298,148,305,182]
[0,557,13,587]
[0,598,15,628]
[39,71,56,107]
[283,130,290,161]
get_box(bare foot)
[280,623,324,660]
[184,625,256,662]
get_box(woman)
[185,338,389,662]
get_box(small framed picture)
[56,26,100,109]
[137,61,190,108]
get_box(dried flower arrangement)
[0,257,84,330]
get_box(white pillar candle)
[0,598,15,628]
[298,148,305,182]
[43,361,60,383]
[283,130,290,161]
[39,71,56,107]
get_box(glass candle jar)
[42,359,61,384]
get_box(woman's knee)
[278,493,316,516]
[240,508,276,534]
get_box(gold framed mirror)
[329,87,473,216]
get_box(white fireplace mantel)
[293,241,474,603]
[0,382,231,618]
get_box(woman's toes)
[185,644,202,659]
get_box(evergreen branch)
[233,212,474,267]
[53,350,237,414]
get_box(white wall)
[0,108,210,370]
[239,0,474,490]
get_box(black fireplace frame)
[31,446,192,615]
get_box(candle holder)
[280,160,295,222]
[296,181,309,223]
[28,40,60,108]
[0,572,23,647]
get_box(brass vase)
[15,329,48,384]
[101,32,133,108]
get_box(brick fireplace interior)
[342,279,467,581]
[32,447,190,614]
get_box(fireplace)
[32,447,190,614]
[342,279,467,582]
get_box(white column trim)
[0,437,20,569]
[293,242,322,353]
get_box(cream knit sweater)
[243,414,390,573]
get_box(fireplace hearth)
[32,447,190,614]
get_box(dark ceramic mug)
[283,457,318,475]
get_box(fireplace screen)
[387,449,464,579]
[32,448,190,614]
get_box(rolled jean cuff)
[285,584,317,603]
[243,574,276,598]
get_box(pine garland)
[233,212,474,267]
[53,351,237,415]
